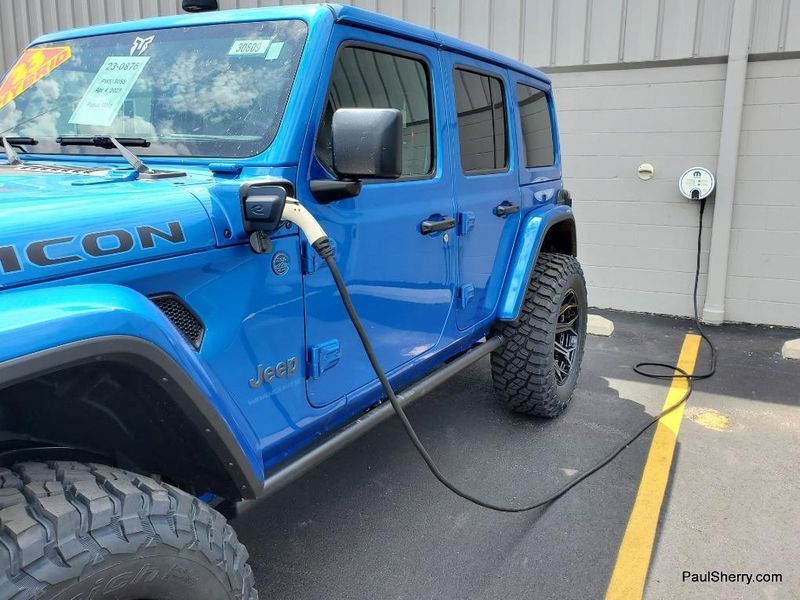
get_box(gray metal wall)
[1,1,799,326]
[552,63,724,319]
[727,58,800,326]
[3,0,799,73]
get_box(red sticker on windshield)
[0,46,72,109]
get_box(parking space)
[234,311,799,599]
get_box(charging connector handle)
[281,199,328,247]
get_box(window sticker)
[265,42,284,60]
[69,56,150,127]
[0,46,72,109]
[228,39,272,56]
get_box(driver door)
[297,30,456,409]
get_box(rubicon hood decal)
[0,168,216,288]
[0,221,185,275]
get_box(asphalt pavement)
[234,310,799,600]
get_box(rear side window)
[516,84,554,168]
[316,46,433,178]
[453,68,507,173]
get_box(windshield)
[0,20,308,158]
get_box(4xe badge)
[271,251,289,276]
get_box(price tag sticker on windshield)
[228,39,271,56]
[0,46,72,109]
[69,56,149,127]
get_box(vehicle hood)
[0,164,217,290]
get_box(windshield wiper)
[1,137,23,165]
[58,136,151,175]
[57,135,184,180]
[4,136,38,149]
[57,136,150,149]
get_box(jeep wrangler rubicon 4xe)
[0,4,585,598]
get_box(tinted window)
[316,46,433,177]
[453,69,507,172]
[516,84,554,167]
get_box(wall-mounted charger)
[679,167,715,200]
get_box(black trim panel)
[542,211,577,256]
[0,336,262,499]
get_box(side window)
[316,46,433,178]
[516,83,554,168]
[453,68,507,173]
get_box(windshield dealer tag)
[69,56,149,127]
[265,42,284,60]
[228,39,271,56]
[0,46,72,109]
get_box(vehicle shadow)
[234,353,664,600]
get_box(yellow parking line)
[605,333,702,600]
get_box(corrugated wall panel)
[587,0,624,65]
[491,0,523,59]
[788,0,800,51]
[460,0,491,48]
[751,0,784,53]
[404,0,433,27]
[521,0,554,67]
[554,0,588,66]
[433,0,460,37]
[622,0,660,62]
[696,0,734,57]
[659,0,700,60]
[2,0,798,74]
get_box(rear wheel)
[0,461,257,600]
[491,252,587,417]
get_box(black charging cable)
[315,196,716,512]
[633,196,717,384]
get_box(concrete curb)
[588,314,614,336]
[782,339,800,360]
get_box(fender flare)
[0,284,263,499]
[496,206,576,321]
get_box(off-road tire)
[0,461,258,600]
[491,252,587,417]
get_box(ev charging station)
[679,167,716,201]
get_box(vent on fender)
[150,294,205,349]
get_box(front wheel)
[0,461,258,600]
[490,252,587,417]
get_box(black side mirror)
[332,108,403,180]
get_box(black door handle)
[420,216,456,234]
[495,202,520,217]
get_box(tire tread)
[0,461,257,600]
[491,252,587,417]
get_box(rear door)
[443,57,522,330]
[297,30,457,409]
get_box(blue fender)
[0,283,263,497]
[496,205,576,321]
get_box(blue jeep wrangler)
[0,4,585,598]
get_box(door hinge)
[308,339,341,379]
[457,284,475,309]
[300,240,317,275]
[457,211,476,236]
[301,239,336,275]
